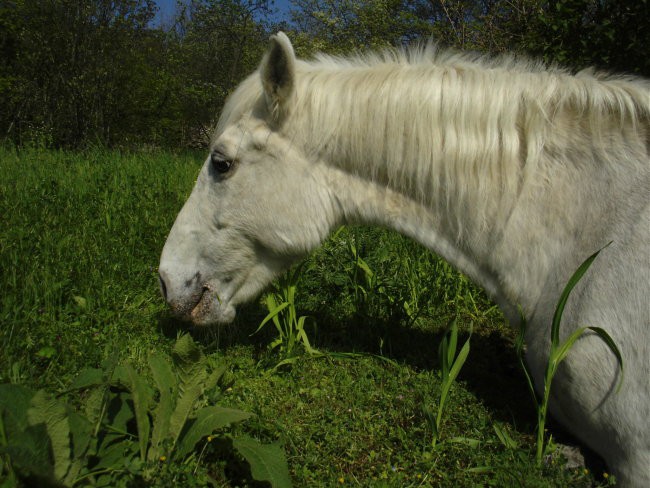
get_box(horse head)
[158,33,335,325]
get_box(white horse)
[159,33,649,485]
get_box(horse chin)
[189,304,236,326]
[188,289,236,326]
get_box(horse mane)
[217,43,650,239]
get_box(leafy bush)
[0,335,291,487]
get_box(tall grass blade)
[551,244,610,347]
[254,299,290,336]
[586,327,625,392]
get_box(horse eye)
[211,153,233,174]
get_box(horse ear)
[260,32,296,123]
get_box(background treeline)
[1,0,648,149]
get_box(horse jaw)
[158,123,338,326]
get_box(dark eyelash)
[211,152,234,174]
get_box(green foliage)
[524,0,650,75]
[3,0,646,149]
[0,335,290,487]
[255,263,320,367]
[516,245,624,465]
[424,318,472,448]
[0,147,607,486]
[0,1,270,149]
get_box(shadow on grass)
[156,303,607,477]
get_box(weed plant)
[0,335,290,487]
[425,318,472,448]
[516,245,624,466]
[254,263,320,368]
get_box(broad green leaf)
[148,352,177,461]
[63,410,92,485]
[0,384,34,437]
[168,383,204,449]
[27,390,71,481]
[203,364,227,391]
[149,352,177,395]
[82,387,106,435]
[94,437,138,471]
[103,391,134,437]
[448,436,481,448]
[73,295,87,309]
[0,423,53,479]
[551,245,609,347]
[233,436,292,488]
[35,346,56,359]
[69,368,104,390]
[67,410,92,461]
[175,406,253,459]
[113,364,153,462]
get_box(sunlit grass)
[0,146,604,486]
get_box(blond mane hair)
[218,43,650,238]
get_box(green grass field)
[0,147,608,486]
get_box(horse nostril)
[158,272,168,301]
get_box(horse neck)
[287,63,535,248]
[316,160,519,323]
[282,63,617,322]
[282,59,648,325]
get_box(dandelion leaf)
[26,390,71,482]
[233,436,292,488]
[168,335,208,450]
[0,423,53,480]
[175,406,253,459]
[148,351,177,461]
[113,363,153,461]
[172,334,204,376]
[0,384,34,438]
[69,367,104,390]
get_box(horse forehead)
[215,119,272,150]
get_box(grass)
[0,146,609,486]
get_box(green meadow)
[0,146,608,487]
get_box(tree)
[523,0,650,75]
[0,0,160,147]
[170,0,271,146]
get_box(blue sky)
[153,0,293,27]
